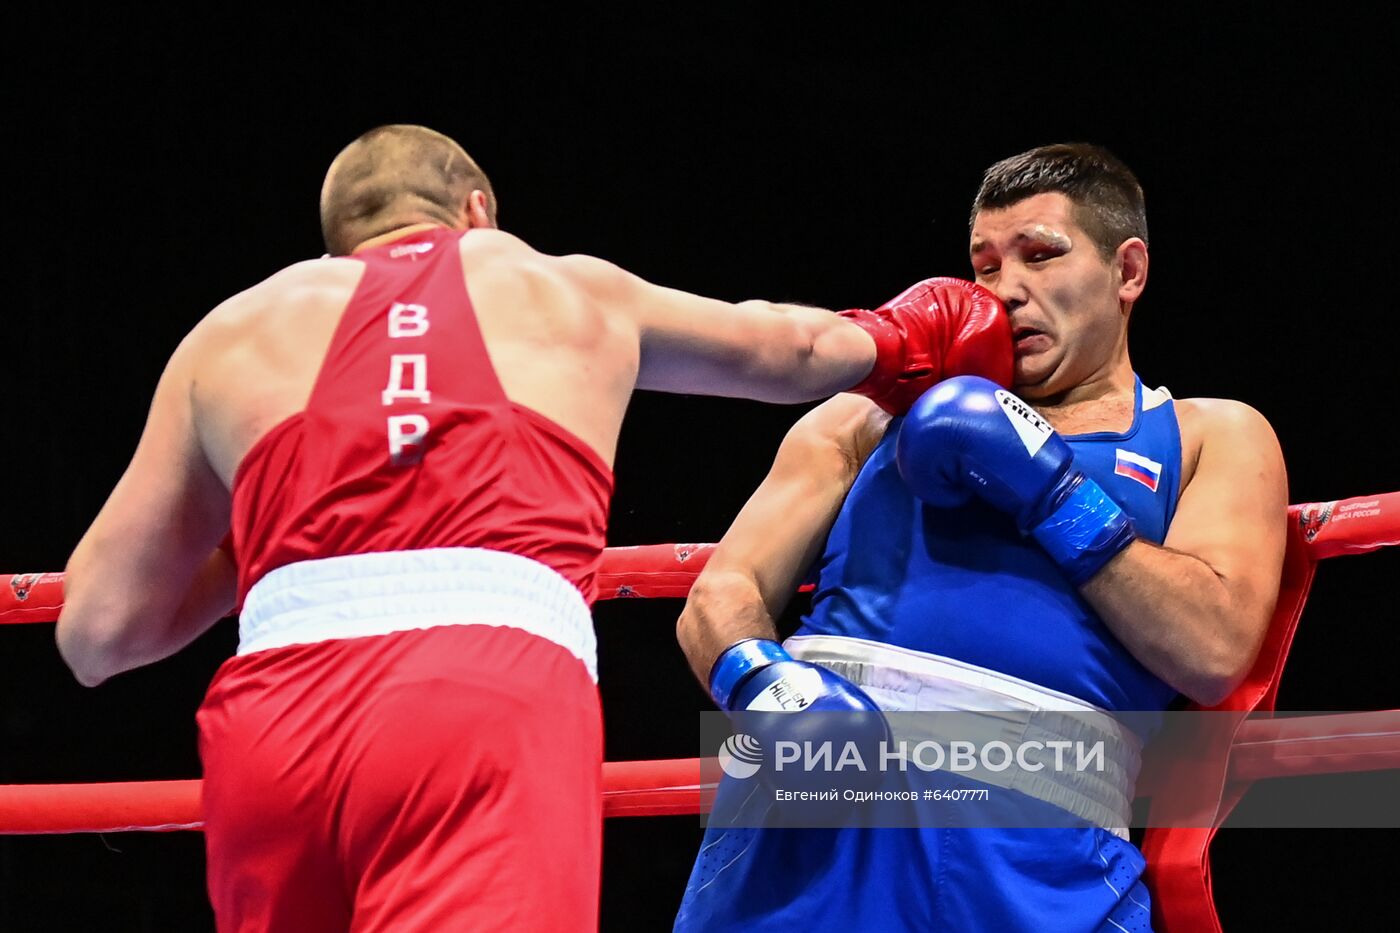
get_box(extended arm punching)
[567,258,1012,413]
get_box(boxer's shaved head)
[971,143,1146,260]
[321,125,497,255]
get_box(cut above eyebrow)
[970,230,1072,259]
[1023,226,1072,250]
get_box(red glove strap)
[837,307,908,413]
[839,277,1012,415]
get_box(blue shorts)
[675,775,1152,933]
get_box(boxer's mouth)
[1012,327,1049,354]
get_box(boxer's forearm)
[132,548,237,669]
[745,301,878,400]
[1081,540,1271,706]
[638,299,878,403]
[676,569,782,689]
[58,549,236,686]
[673,396,884,692]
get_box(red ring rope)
[1,491,1397,834]
[2,709,1398,833]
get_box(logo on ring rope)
[718,733,764,779]
[8,573,44,601]
[1299,501,1336,542]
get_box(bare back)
[56,220,876,686]
[190,227,641,485]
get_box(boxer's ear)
[1116,238,1148,306]
[466,189,495,229]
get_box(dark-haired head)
[971,143,1146,259]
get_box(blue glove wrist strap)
[1031,476,1137,585]
[709,639,790,710]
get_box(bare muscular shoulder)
[193,257,364,353]
[455,231,642,466]
[187,258,367,483]
[1172,395,1280,495]
[1159,394,1287,634]
[457,230,634,352]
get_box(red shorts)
[197,623,602,932]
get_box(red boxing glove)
[839,277,1013,414]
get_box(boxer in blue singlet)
[674,144,1289,932]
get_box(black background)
[3,6,1397,931]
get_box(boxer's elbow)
[1180,666,1241,709]
[56,598,149,688]
[57,554,126,686]
[1179,619,1265,707]
[56,614,123,687]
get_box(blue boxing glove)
[895,375,1136,585]
[711,638,882,714]
[710,639,889,791]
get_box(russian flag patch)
[1114,449,1162,492]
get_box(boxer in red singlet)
[54,124,1012,931]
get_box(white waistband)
[239,548,597,681]
[785,634,1140,837]
[784,634,1112,713]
